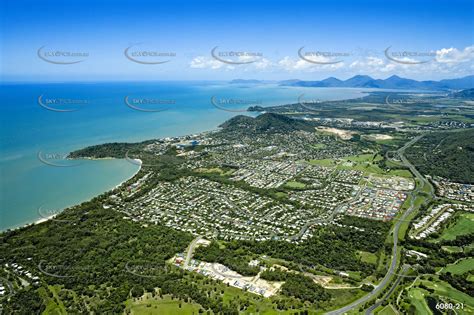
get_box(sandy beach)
[22,159,143,230]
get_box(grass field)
[284,181,307,189]
[125,294,202,315]
[439,212,474,241]
[378,304,399,315]
[38,285,68,315]
[419,278,474,308]
[343,154,412,177]
[442,258,474,275]
[309,154,412,177]
[195,167,234,176]
[407,288,432,315]
[357,250,378,265]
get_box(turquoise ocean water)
[0,81,371,230]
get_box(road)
[184,236,202,268]
[326,134,431,315]
[290,179,366,241]
[365,264,410,314]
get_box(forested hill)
[68,141,147,159]
[219,113,315,133]
[405,129,474,184]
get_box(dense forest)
[405,129,474,183]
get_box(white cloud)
[278,56,344,71]
[252,57,272,70]
[436,45,474,63]
[347,45,474,78]
[190,56,227,69]
[188,45,474,79]
[189,55,271,71]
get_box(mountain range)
[281,75,474,90]
[230,75,474,90]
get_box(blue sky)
[1,0,473,81]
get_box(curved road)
[365,264,410,314]
[326,134,433,315]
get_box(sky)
[0,0,473,82]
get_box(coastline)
[2,158,142,233]
[0,84,372,234]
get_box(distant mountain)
[439,76,474,89]
[451,88,474,99]
[342,75,375,87]
[279,75,474,90]
[219,113,314,133]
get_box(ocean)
[0,81,372,230]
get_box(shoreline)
[2,158,142,233]
[1,87,372,234]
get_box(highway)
[326,134,431,315]
[365,264,410,314]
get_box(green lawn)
[439,212,474,241]
[125,294,202,315]
[442,258,474,275]
[36,285,71,315]
[307,154,412,177]
[339,154,412,177]
[386,169,413,178]
[357,250,378,265]
[407,288,432,315]
[285,181,307,189]
[345,154,380,163]
[419,278,474,308]
[308,158,337,166]
[378,304,399,315]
